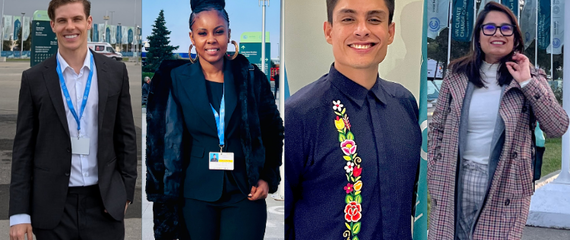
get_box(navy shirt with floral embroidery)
[285,65,421,240]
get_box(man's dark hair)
[326,0,394,24]
[48,0,91,21]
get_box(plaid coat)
[427,68,568,239]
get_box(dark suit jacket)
[170,60,249,201]
[9,50,138,229]
[146,55,284,239]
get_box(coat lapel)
[448,73,469,116]
[93,51,109,131]
[43,55,70,137]
[180,63,217,132]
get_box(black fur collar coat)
[145,54,284,239]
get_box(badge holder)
[209,145,234,171]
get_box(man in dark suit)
[9,0,137,239]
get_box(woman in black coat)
[145,0,284,239]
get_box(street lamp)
[20,12,24,58]
[259,0,269,75]
[1,0,5,57]
[110,11,115,25]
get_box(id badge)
[209,152,234,170]
[70,137,90,155]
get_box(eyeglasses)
[481,24,515,36]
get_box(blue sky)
[142,0,281,58]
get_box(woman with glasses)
[427,2,568,239]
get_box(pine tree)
[143,10,179,72]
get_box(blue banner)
[537,0,550,49]
[502,0,519,18]
[92,24,99,42]
[521,0,536,49]
[547,0,564,54]
[128,29,134,43]
[116,26,122,44]
[427,0,450,39]
[106,27,111,43]
[414,1,429,239]
[13,18,21,41]
[452,0,474,42]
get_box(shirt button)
[65,173,70,177]
[505,199,511,206]
[66,148,71,153]
[522,106,527,113]
[534,94,540,100]
[512,152,518,159]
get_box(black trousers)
[33,185,124,240]
[182,196,267,240]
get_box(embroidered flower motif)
[344,183,354,193]
[344,201,362,222]
[335,116,345,130]
[354,180,363,191]
[340,140,357,155]
[353,166,362,177]
[333,100,344,111]
[343,116,351,130]
[344,162,354,173]
[333,100,363,238]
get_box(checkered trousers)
[457,160,489,240]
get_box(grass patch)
[6,58,30,62]
[542,137,562,176]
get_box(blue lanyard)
[210,85,225,151]
[56,54,94,132]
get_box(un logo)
[553,38,561,48]
[429,17,440,32]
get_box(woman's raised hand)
[505,52,532,83]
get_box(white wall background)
[284,0,424,100]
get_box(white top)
[10,50,99,226]
[463,61,502,165]
[57,50,100,187]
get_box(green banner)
[240,42,271,79]
[30,19,58,67]
[413,0,429,239]
[502,0,518,18]
[451,0,474,42]
[537,0,551,49]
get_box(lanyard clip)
[219,145,224,153]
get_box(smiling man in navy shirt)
[285,0,421,239]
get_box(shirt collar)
[328,64,388,108]
[56,49,92,74]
